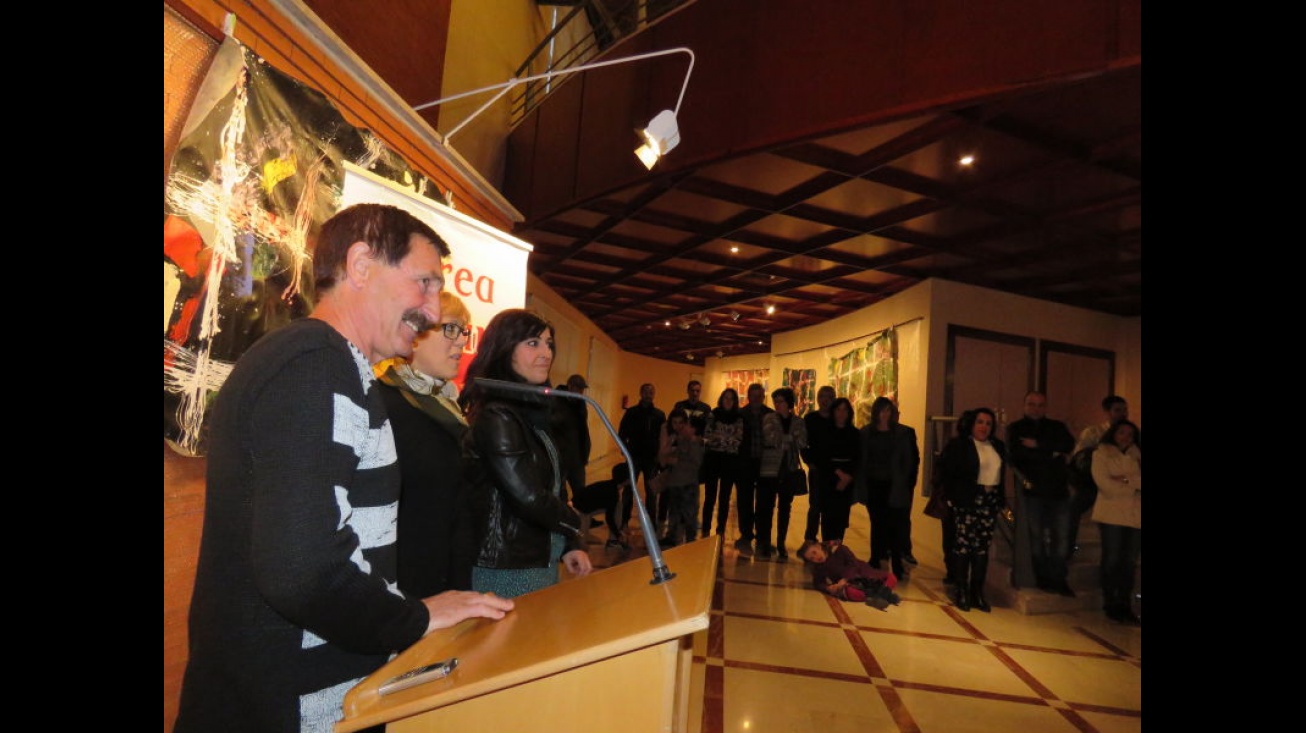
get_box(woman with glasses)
[376,291,479,598]
[460,308,593,597]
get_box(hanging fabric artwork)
[828,328,898,428]
[162,38,445,457]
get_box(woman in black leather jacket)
[938,407,1007,613]
[460,309,592,598]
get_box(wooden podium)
[337,536,720,732]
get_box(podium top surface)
[337,535,720,732]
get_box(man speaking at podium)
[175,204,514,733]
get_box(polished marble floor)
[574,491,1142,733]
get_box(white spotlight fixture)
[729,310,741,322]
[413,47,696,171]
[699,314,711,326]
[715,350,725,359]
[765,304,776,315]
[686,353,695,361]
[635,109,681,169]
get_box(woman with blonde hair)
[375,291,478,597]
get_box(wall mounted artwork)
[164,39,453,457]
[722,369,769,398]
[781,368,817,416]
[829,328,898,428]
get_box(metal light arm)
[413,47,695,145]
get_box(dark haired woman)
[854,396,921,581]
[700,388,745,539]
[754,387,809,561]
[821,397,862,546]
[1090,419,1142,624]
[460,308,592,598]
[937,407,1006,612]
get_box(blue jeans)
[1097,522,1141,611]
[1024,494,1074,585]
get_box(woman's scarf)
[377,362,468,436]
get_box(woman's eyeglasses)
[440,323,472,339]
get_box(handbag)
[649,467,669,494]
[780,458,808,496]
[1068,448,1099,514]
[924,489,949,519]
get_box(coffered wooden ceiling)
[304,1,1141,363]
[516,65,1141,361]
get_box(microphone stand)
[473,378,676,585]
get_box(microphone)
[473,378,676,585]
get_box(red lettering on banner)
[443,263,496,304]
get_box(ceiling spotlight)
[413,47,697,166]
[686,353,695,361]
[730,245,739,254]
[959,153,976,167]
[678,320,691,330]
[715,350,725,359]
[729,310,741,322]
[699,314,711,326]
[765,304,776,315]
[635,109,681,169]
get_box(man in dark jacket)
[733,383,774,557]
[1006,390,1077,596]
[672,379,712,436]
[552,374,592,504]
[618,383,666,534]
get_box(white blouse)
[973,438,1002,486]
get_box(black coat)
[378,381,477,597]
[939,435,1008,507]
[853,423,920,508]
[1005,416,1075,499]
[469,398,584,569]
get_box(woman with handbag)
[754,387,809,562]
[854,396,921,583]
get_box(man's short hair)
[313,203,448,292]
[1102,395,1127,411]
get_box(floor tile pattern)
[574,492,1141,733]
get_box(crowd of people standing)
[175,202,1139,733]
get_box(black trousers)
[701,451,741,537]
[754,475,796,552]
[734,460,760,541]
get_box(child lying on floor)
[799,540,901,609]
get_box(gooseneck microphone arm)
[473,378,676,585]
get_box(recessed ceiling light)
[730,245,739,253]
[959,154,975,167]
[765,304,776,315]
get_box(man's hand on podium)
[422,590,516,635]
